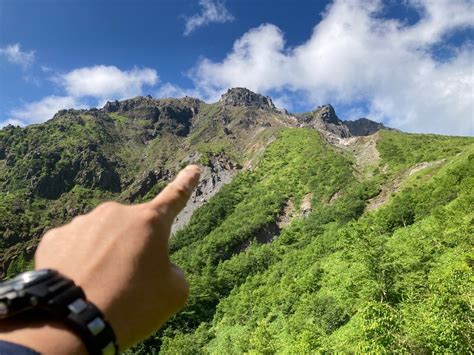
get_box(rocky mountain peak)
[316,104,341,125]
[101,96,201,137]
[343,118,394,136]
[299,104,351,138]
[219,87,276,110]
[102,96,158,114]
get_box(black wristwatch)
[0,269,119,355]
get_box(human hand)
[0,165,200,353]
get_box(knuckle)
[70,214,85,225]
[173,184,189,200]
[140,208,160,225]
[42,227,58,241]
[95,201,119,213]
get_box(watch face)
[0,269,55,295]
[16,269,54,285]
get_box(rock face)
[104,96,200,136]
[299,104,351,138]
[126,168,171,202]
[219,87,276,110]
[171,154,239,234]
[344,118,391,136]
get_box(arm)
[0,165,201,354]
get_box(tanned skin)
[0,165,201,354]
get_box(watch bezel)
[0,269,119,354]
[0,269,56,295]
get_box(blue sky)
[0,0,473,135]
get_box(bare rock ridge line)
[219,87,276,110]
[344,118,395,136]
[47,88,390,146]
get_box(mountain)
[344,117,397,136]
[1,88,473,353]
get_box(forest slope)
[0,88,473,353]
[142,130,473,353]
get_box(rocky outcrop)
[103,96,200,136]
[344,118,390,136]
[219,88,276,110]
[299,105,351,138]
[171,154,239,233]
[126,168,171,202]
[100,90,391,140]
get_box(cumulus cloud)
[4,65,158,126]
[57,65,158,99]
[184,0,234,36]
[0,43,35,68]
[154,82,201,99]
[8,96,84,126]
[186,0,474,135]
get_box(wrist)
[0,269,119,354]
[0,315,86,354]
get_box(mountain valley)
[0,87,472,353]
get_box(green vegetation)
[137,130,473,353]
[5,252,34,279]
[377,130,471,174]
[1,97,473,353]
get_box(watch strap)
[64,296,118,355]
[26,274,119,355]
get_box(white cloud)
[7,65,159,126]
[271,94,295,112]
[154,82,201,99]
[184,0,234,36]
[5,96,84,126]
[0,118,25,127]
[57,65,158,99]
[5,0,473,135]
[0,43,35,68]
[186,0,474,135]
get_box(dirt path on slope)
[326,131,446,212]
[365,159,446,212]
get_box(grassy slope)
[1,115,473,353]
[149,130,473,354]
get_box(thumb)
[148,165,201,222]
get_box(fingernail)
[183,165,201,193]
[185,164,201,174]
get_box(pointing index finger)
[148,165,201,221]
